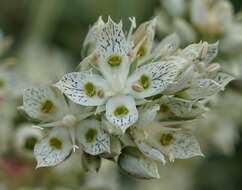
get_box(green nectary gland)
[85,128,97,143]
[137,47,146,58]
[41,100,55,114]
[160,133,174,146]
[114,106,129,117]
[107,55,122,66]
[84,82,96,97]
[24,137,38,150]
[139,74,150,89]
[160,104,170,113]
[49,137,63,150]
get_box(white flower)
[56,17,179,133]
[136,125,204,162]
[22,86,110,167]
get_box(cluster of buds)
[156,0,242,55]
[20,17,233,179]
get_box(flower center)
[139,74,150,89]
[114,106,129,117]
[85,128,97,143]
[24,136,38,151]
[107,55,122,67]
[84,82,96,97]
[160,133,174,146]
[49,137,63,150]
[41,100,55,114]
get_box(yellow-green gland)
[107,55,122,67]
[84,82,96,97]
[41,100,55,114]
[24,137,38,151]
[85,128,97,143]
[160,104,170,113]
[114,106,129,117]
[160,133,174,146]
[137,47,146,58]
[139,74,150,89]
[49,137,63,150]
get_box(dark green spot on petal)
[160,133,174,146]
[114,106,129,117]
[49,137,63,150]
[160,104,170,113]
[41,100,55,114]
[85,128,97,143]
[24,137,38,151]
[139,74,150,89]
[84,82,96,97]
[137,47,146,58]
[107,55,122,67]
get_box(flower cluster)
[156,0,242,154]
[21,17,233,179]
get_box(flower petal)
[105,95,138,133]
[163,64,194,94]
[153,33,180,59]
[55,72,110,106]
[77,119,110,155]
[177,78,222,100]
[136,142,166,164]
[118,147,160,179]
[127,61,178,99]
[137,103,160,128]
[161,96,207,119]
[34,127,72,168]
[164,130,204,160]
[147,128,204,161]
[23,86,65,122]
[96,17,130,88]
[212,72,234,89]
[82,17,105,57]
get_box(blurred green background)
[0,0,242,190]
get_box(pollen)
[84,82,96,97]
[139,74,150,89]
[49,137,63,150]
[114,106,129,117]
[85,128,97,143]
[41,100,55,114]
[107,55,122,66]
[160,133,174,146]
[24,137,38,150]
